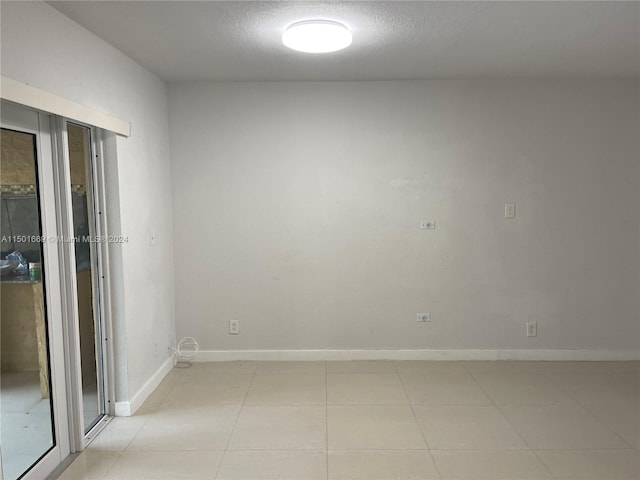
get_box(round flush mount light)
[282,20,352,53]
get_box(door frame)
[1,102,71,480]
[52,117,114,452]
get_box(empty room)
[0,1,638,479]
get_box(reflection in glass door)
[0,128,55,479]
[66,123,105,434]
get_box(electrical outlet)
[229,319,240,335]
[153,341,159,357]
[526,321,537,337]
[420,220,436,230]
[505,203,516,219]
[417,313,431,322]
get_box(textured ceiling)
[48,1,640,82]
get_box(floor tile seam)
[327,401,417,406]
[532,450,562,480]
[94,450,124,480]
[465,369,557,479]
[325,362,329,480]
[468,371,502,401]
[153,370,186,405]
[117,449,227,453]
[550,382,639,451]
[401,445,533,451]
[327,448,447,453]
[467,371,551,376]
[215,365,258,479]
[180,373,257,381]
[577,402,639,450]
[328,447,612,452]
[532,447,640,452]
[237,404,326,411]
[212,449,329,479]
[473,371,557,480]
[395,364,443,479]
[138,419,240,429]
[426,447,636,452]
[107,448,225,480]
[120,409,159,453]
[405,402,495,406]
[461,362,477,375]
[461,361,553,375]
[326,448,431,451]
[124,447,337,452]
[224,447,329,451]
[253,361,328,376]
[544,372,639,380]
[542,371,640,394]
[397,373,486,383]
[243,401,327,406]
[468,371,579,407]
[219,448,439,451]
[328,402,437,408]
[542,372,585,399]
[216,448,329,451]
[133,401,159,427]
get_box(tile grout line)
[544,372,639,451]
[66,370,185,479]
[325,361,329,480]
[213,362,258,480]
[94,370,181,477]
[92,451,123,480]
[394,362,444,479]
[467,371,558,479]
[70,361,639,480]
[579,402,638,450]
[537,369,638,455]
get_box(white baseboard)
[194,349,640,362]
[114,356,174,417]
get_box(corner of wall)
[114,356,173,416]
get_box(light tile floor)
[1,371,54,480]
[57,361,640,479]
[1,372,100,480]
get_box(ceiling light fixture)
[282,20,352,53]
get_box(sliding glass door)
[0,103,111,479]
[65,122,107,435]
[0,103,70,480]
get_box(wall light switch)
[504,203,516,219]
[229,319,240,335]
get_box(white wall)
[169,80,639,355]
[1,1,176,404]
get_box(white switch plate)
[526,321,537,337]
[417,313,431,322]
[420,220,436,230]
[505,203,516,219]
[229,319,240,335]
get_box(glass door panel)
[0,128,55,479]
[67,123,104,434]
